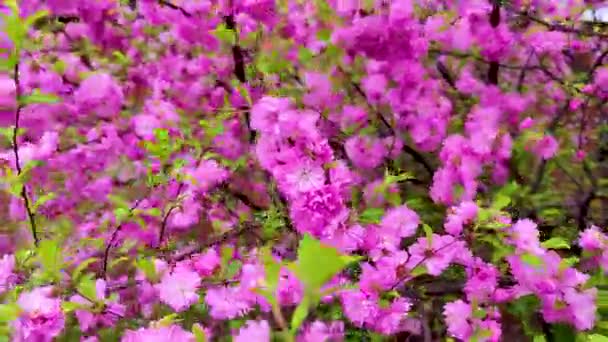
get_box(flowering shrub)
[0,0,607,341]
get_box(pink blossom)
[13,287,65,342]
[122,324,195,342]
[155,268,201,312]
[533,135,559,160]
[233,320,270,342]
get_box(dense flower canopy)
[0,0,607,341]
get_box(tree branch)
[101,198,145,279]
[224,14,255,144]
[12,62,39,246]
[514,10,608,39]
[487,1,501,85]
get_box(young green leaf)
[290,296,311,333]
[289,234,356,292]
[135,257,158,283]
[33,192,56,212]
[359,207,385,224]
[541,237,570,250]
[423,224,434,246]
[521,253,544,268]
[37,240,63,281]
[0,304,20,323]
[20,89,60,105]
[193,324,208,342]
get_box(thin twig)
[157,0,192,17]
[224,12,255,144]
[11,63,39,246]
[101,198,145,279]
[171,222,254,262]
[514,10,608,39]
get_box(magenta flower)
[509,219,544,255]
[250,96,293,134]
[443,300,473,340]
[13,287,65,342]
[344,135,387,170]
[0,254,15,295]
[407,234,467,276]
[290,184,346,236]
[71,279,126,332]
[298,321,344,342]
[155,268,201,312]
[533,135,559,160]
[233,320,270,342]
[340,289,380,328]
[193,248,221,277]
[579,226,606,251]
[380,205,420,238]
[74,73,124,118]
[204,286,252,319]
[122,324,195,342]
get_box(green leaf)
[0,304,20,322]
[492,182,518,210]
[220,246,234,278]
[410,265,427,278]
[359,207,384,224]
[385,171,414,184]
[541,237,570,250]
[112,50,130,65]
[212,23,236,44]
[521,253,544,268]
[61,301,88,313]
[77,274,98,302]
[298,47,314,64]
[262,248,281,291]
[33,192,56,211]
[146,207,162,217]
[193,324,208,342]
[113,207,130,224]
[588,334,608,342]
[24,9,49,28]
[107,194,129,209]
[3,0,18,13]
[4,13,25,51]
[290,296,311,333]
[550,324,576,342]
[37,239,62,281]
[533,335,547,342]
[223,260,243,280]
[20,89,60,105]
[316,28,332,42]
[136,258,158,282]
[423,224,434,245]
[288,234,356,292]
[492,193,511,211]
[597,289,608,309]
[72,258,98,282]
[157,313,181,327]
[559,256,579,270]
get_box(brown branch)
[589,49,608,81]
[157,0,192,17]
[101,198,146,279]
[12,62,39,246]
[514,10,608,39]
[517,52,534,92]
[436,61,457,90]
[170,222,255,262]
[487,2,501,85]
[224,14,255,144]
